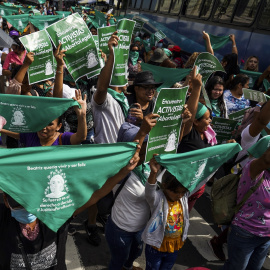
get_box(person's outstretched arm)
[94,31,119,105]
[202,31,214,55]
[14,52,34,84]
[230,34,238,55]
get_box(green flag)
[110,19,136,87]
[211,117,238,143]
[29,15,63,30]
[3,14,29,32]
[19,30,55,84]
[141,62,191,92]
[98,25,117,55]
[194,52,226,85]
[248,135,270,158]
[0,94,80,132]
[46,13,101,82]
[207,34,230,51]
[145,87,188,162]
[243,88,267,103]
[0,142,137,232]
[240,69,262,89]
[155,143,242,192]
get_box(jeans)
[145,244,179,270]
[105,216,144,270]
[223,225,270,270]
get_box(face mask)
[11,208,37,224]
[129,51,139,65]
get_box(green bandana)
[129,51,139,66]
[141,62,191,92]
[107,88,129,118]
[142,39,151,53]
[163,48,172,57]
[43,82,53,94]
[248,135,270,158]
[133,163,150,185]
[29,15,63,30]
[210,99,221,117]
[208,34,230,51]
[3,14,30,32]
[0,94,80,132]
[56,11,72,17]
[155,143,242,192]
[134,37,141,44]
[263,79,270,92]
[195,102,208,119]
[0,142,137,232]
[240,69,262,89]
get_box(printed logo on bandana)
[164,130,177,152]
[44,21,49,28]
[45,60,53,75]
[11,107,26,126]
[18,20,23,29]
[0,10,4,15]
[189,159,207,188]
[37,169,74,212]
[87,50,98,68]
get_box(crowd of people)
[0,1,269,270]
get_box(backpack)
[211,170,264,225]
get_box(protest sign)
[208,34,230,51]
[228,107,250,123]
[20,30,55,84]
[0,142,137,232]
[194,52,225,85]
[154,30,166,43]
[0,94,80,133]
[110,19,135,86]
[98,25,116,55]
[133,18,145,34]
[46,13,101,82]
[145,87,188,162]
[141,62,191,92]
[243,88,267,103]
[240,69,262,89]
[3,14,29,32]
[93,35,105,69]
[29,15,63,30]
[155,143,242,192]
[211,117,238,143]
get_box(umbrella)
[0,28,17,48]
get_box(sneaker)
[84,220,101,246]
[208,235,226,261]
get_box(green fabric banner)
[141,62,191,92]
[0,94,80,133]
[56,11,72,18]
[243,88,267,103]
[155,143,242,192]
[0,142,137,232]
[0,5,29,16]
[194,52,226,85]
[208,34,230,51]
[20,30,55,84]
[248,135,270,158]
[110,19,136,87]
[3,14,29,32]
[211,117,238,143]
[98,25,116,55]
[145,87,188,162]
[46,13,101,82]
[29,15,63,30]
[240,69,262,89]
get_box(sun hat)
[149,48,168,63]
[133,71,162,86]
[117,122,148,142]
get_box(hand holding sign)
[140,113,160,137]
[191,66,202,90]
[150,154,161,174]
[108,31,119,54]
[182,105,192,124]
[54,43,66,66]
[24,52,35,66]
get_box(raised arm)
[230,34,238,55]
[94,31,119,105]
[202,31,214,55]
[182,66,202,137]
[14,52,34,83]
[249,98,270,137]
[256,65,270,88]
[70,90,87,145]
[53,43,66,98]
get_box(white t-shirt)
[91,93,125,144]
[111,172,150,232]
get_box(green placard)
[228,107,250,123]
[133,18,145,34]
[154,30,166,43]
[98,25,116,55]
[243,88,267,103]
[20,30,55,84]
[145,87,188,162]
[110,19,136,87]
[212,117,238,143]
[46,13,101,82]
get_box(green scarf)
[0,142,137,232]
[142,39,151,53]
[248,135,270,158]
[133,163,150,185]
[211,99,221,117]
[107,88,129,118]
[208,34,231,51]
[129,51,139,66]
[0,94,80,133]
[141,62,191,92]
[155,143,242,192]
[240,69,262,89]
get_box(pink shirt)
[3,51,26,70]
[232,161,270,237]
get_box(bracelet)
[232,45,236,47]
[56,70,62,74]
